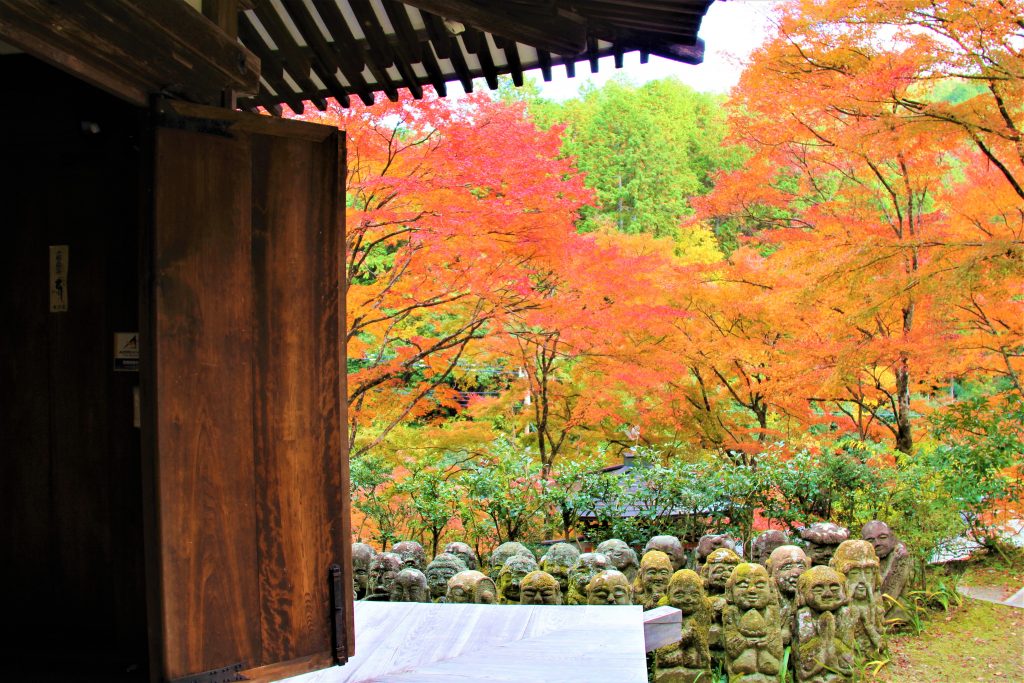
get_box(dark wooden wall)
[0,55,149,679]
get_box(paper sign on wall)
[114,332,140,372]
[49,245,69,312]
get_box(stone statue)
[722,563,784,682]
[520,570,562,605]
[392,540,427,571]
[446,570,498,604]
[861,521,912,622]
[367,551,403,599]
[830,540,886,659]
[799,523,849,567]
[633,550,674,611]
[645,535,686,571]
[750,530,789,567]
[424,552,467,602]
[352,542,376,600]
[766,544,810,645]
[390,568,430,602]
[694,533,742,571]
[597,538,640,583]
[700,547,742,666]
[793,566,856,682]
[566,552,612,605]
[586,570,633,605]
[487,541,535,579]
[497,554,539,605]
[539,542,581,596]
[444,541,478,570]
[654,569,712,683]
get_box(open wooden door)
[142,101,351,683]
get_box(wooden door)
[144,101,351,683]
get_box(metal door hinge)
[329,563,346,665]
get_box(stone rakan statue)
[645,535,686,572]
[586,570,632,605]
[540,542,581,596]
[367,551,403,599]
[566,552,612,605]
[722,563,784,683]
[390,568,430,602]
[425,553,467,602]
[634,550,674,611]
[700,547,742,664]
[392,540,427,571]
[749,530,789,567]
[861,520,912,622]
[654,569,712,683]
[793,566,856,682]
[446,570,498,604]
[799,523,850,567]
[597,538,640,583]
[444,541,479,571]
[487,541,535,579]
[766,544,810,645]
[693,533,741,572]
[520,570,562,605]
[352,542,376,600]
[497,554,539,605]
[830,540,886,659]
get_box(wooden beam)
[202,0,239,39]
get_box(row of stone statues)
[352,521,912,682]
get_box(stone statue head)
[540,543,581,594]
[488,541,534,579]
[799,522,849,566]
[725,563,777,611]
[520,570,561,605]
[861,520,898,560]
[568,552,611,602]
[444,541,478,570]
[797,565,848,613]
[390,568,429,602]
[597,539,639,576]
[352,542,376,597]
[830,540,881,602]
[446,570,497,604]
[425,552,467,601]
[750,530,789,566]
[638,550,674,596]
[644,535,685,571]
[586,570,632,605]
[392,540,426,571]
[766,544,810,598]
[700,547,742,593]
[475,575,498,604]
[665,569,711,618]
[696,534,739,565]
[368,552,403,597]
[497,555,539,604]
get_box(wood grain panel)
[152,127,261,680]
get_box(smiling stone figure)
[566,552,612,605]
[722,563,783,683]
[497,554,539,604]
[539,542,580,596]
[597,538,640,583]
[767,544,810,645]
[633,550,674,611]
[367,552,403,599]
[352,542,376,599]
[586,570,632,605]
[520,570,562,605]
[654,569,712,683]
[424,553,467,602]
[830,540,885,659]
[793,566,856,682]
[700,547,742,667]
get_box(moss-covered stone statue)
[497,554,539,605]
[722,563,784,683]
[390,568,430,602]
[444,541,479,571]
[352,542,376,599]
[700,547,742,666]
[425,552,467,602]
[566,552,612,605]
[830,540,886,659]
[644,535,686,572]
[694,533,741,572]
[597,538,640,583]
[367,551,403,599]
[392,540,427,571]
[750,530,789,567]
[446,570,498,604]
[860,521,912,623]
[654,569,712,683]
[766,544,810,645]
[633,550,674,611]
[793,566,856,682]
[520,570,562,605]
[799,523,849,567]
[586,570,633,605]
[487,541,535,579]
[539,542,581,596]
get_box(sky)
[533,0,780,100]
